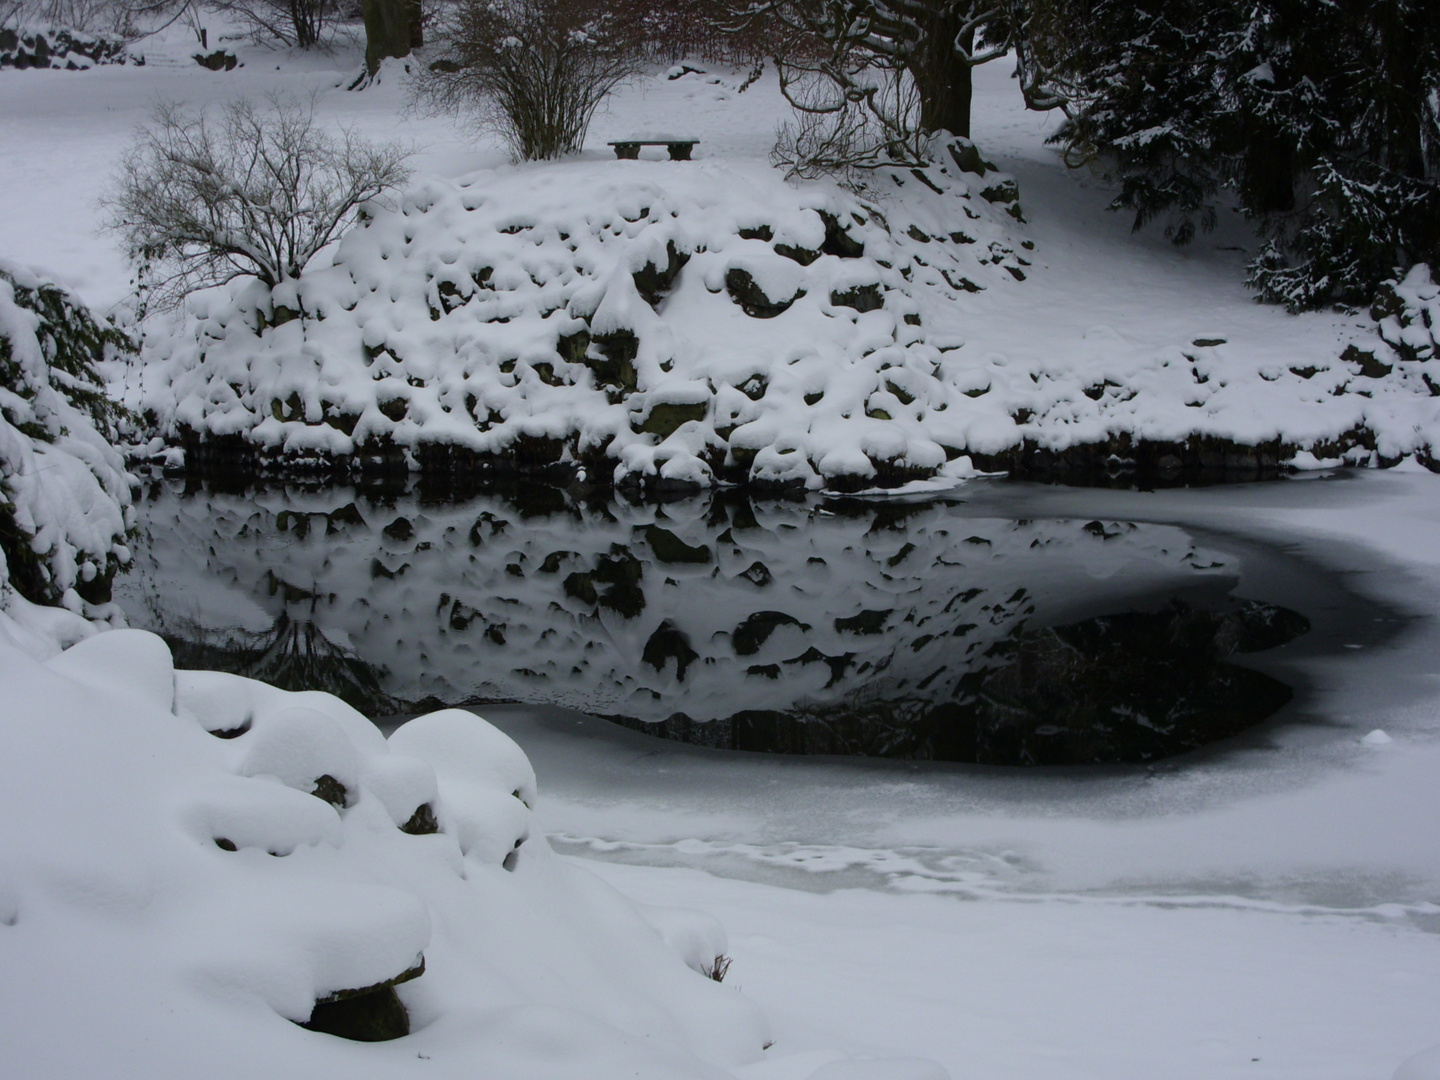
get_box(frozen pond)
[116,475,1397,767]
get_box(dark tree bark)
[910,7,974,137]
[362,0,413,73]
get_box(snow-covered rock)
[0,260,135,619]
[140,140,1029,492]
[0,24,132,70]
[0,623,774,1077]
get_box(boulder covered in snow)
[0,25,132,69]
[0,622,772,1078]
[141,142,1030,492]
[0,260,135,616]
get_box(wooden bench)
[607,137,699,161]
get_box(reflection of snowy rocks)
[123,482,1291,757]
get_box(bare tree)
[211,0,341,48]
[770,62,926,178]
[416,0,644,161]
[104,96,412,311]
[725,0,1063,176]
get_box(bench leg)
[667,143,693,161]
[613,143,640,159]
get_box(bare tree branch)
[102,95,412,311]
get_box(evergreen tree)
[1045,0,1440,310]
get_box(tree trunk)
[908,6,973,138]
[409,0,424,48]
[362,0,412,74]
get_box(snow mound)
[0,260,134,620]
[0,625,776,1078]
[141,142,1030,492]
[1375,263,1440,367]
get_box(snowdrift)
[0,621,777,1079]
[140,141,1032,492]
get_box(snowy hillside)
[140,138,1030,491]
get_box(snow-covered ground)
[489,470,1440,1079]
[4,16,1440,1080]
[5,18,1439,488]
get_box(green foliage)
[1042,0,1440,310]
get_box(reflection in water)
[162,611,400,716]
[119,481,1309,764]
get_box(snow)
[0,260,133,620]
[0,615,775,1080]
[3,15,1440,1080]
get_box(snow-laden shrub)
[1373,264,1439,366]
[418,0,644,162]
[0,261,135,614]
[0,625,773,1074]
[141,144,1031,491]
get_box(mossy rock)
[639,401,708,437]
[400,802,439,835]
[831,284,884,313]
[586,329,639,392]
[1342,343,1393,379]
[642,620,699,680]
[818,212,865,258]
[947,139,996,176]
[557,328,591,365]
[311,774,349,808]
[980,179,1020,205]
[302,958,425,1042]
[725,268,804,318]
[632,241,691,308]
[834,608,893,635]
[775,243,820,266]
[732,610,807,656]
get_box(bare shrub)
[606,0,764,65]
[8,0,133,33]
[211,0,341,48]
[702,954,732,982]
[104,95,412,311]
[416,0,644,161]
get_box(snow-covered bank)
[138,137,1030,492]
[0,617,799,1080]
[132,126,1440,489]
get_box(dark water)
[116,478,1357,766]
